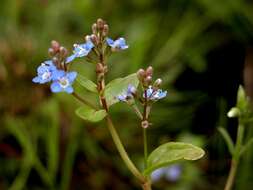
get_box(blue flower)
[151,168,165,182]
[145,86,167,101]
[151,165,182,183]
[164,164,181,182]
[117,84,136,102]
[32,60,57,84]
[106,37,128,50]
[50,70,77,94]
[67,41,94,63]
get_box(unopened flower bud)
[103,24,109,36]
[92,23,97,34]
[90,34,98,45]
[97,18,104,30]
[227,107,240,118]
[146,66,153,76]
[144,76,152,85]
[137,69,145,81]
[59,46,68,57]
[141,120,149,128]
[52,57,58,65]
[85,35,91,42]
[153,78,162,88]
[51,40,60,52]
[48,48,55,57]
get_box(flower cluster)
[116,66,167,128]
[137,66,167,101]
[33,41,77,94]
[33,19,128,94]
[117,66,167,104]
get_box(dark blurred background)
[1,0,253,189]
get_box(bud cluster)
[48,40,68,71]
[92,18,109,38]
[137,66,153,88]
[88,18,109,46]
[137,66,162,89]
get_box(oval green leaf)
[144,142,205,175]
[76,105,107,123]
[104,73,139,107]
[76,74,97,93]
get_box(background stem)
[224,124,245,190]
[225,160,238,190]
[143,128,148,169]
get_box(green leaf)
[144,142,205,175]
[76,105,107,122]
[76,74,97,93]
[218,127,234,155]
[104,73,139,107]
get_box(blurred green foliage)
[1,0,253,189]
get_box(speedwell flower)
[106,37,128,51]
[32,60,57,84]
[117,84,136,102]
[151,164,181,183]
[50,70,77,94]
[67,41,94,62]
[145,86,167,101]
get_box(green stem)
[224,124,245,190]
[143,128,148,169]
[131,104,143,120]
[142,90,149,169]
[224,160,238,190]
[34,158,53,187]
[141,180,152,190]
[106,116,145,183]
[96,43,149,188]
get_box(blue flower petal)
[66,54,77,63]
[164,165,181,182]
[118,38,128,49]
[106,38,114,46]
[32,76,40,83]
[146,87,153,98]
[85,40,94,49]
[66,71,77,82]
[50,82,62,93]
[64,86,74,94]
[158,90,167,99]
[118,94,127,102]
[73,41,94,58]
[151,168,165,182]
[37,65,47,74]
[127,84,136,95]
[52,70,65,80]
[107,37,128,50]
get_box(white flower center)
[42,71,51,80]
[59,77,69,88]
